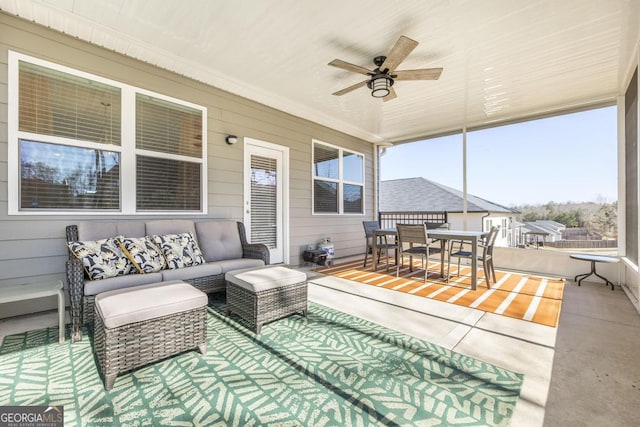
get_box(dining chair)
[425,222,450,255]
[396,223,442,282]
[447,225,500,287]
[362,221,397,270]
[425,222,450,230]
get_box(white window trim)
[312,139,365,215]
[7,51,208,215]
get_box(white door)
[244,138,288,264]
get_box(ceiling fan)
[328,35,442,102]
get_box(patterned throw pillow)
[153,233,206,269]
[117,236,167,273]
[67,236,134,280]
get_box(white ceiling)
[1,0,638,143]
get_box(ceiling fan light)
[371,76,391,98]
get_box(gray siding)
[0,13,374,318]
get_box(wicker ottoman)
[225,266,307,333]
[93,280,208,390]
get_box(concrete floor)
[1,270,638,426]
[303,266,640,427]
[543,280,640,426]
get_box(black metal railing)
[378,211,448,229]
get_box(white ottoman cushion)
[95,280,207,329]
[225,266,307,292]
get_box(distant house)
[530,220,565,242]
[380,177,520,247]
[521,221,565,247]
[532,220,564,231]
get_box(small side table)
[0,280,66,343]
[570,254,619,291]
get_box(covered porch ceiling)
[1,0,638,143]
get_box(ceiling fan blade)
[381,36,419,72]
[332,80,368,96]
[383,87,397,102]
[328,59,373,76]
[394,68,443,80]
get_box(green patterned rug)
[0,302,523,426]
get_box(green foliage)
[513,201,618,236]
[590,203,618,238]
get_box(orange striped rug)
[315,258,565,327]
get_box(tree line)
[512,201,618,239]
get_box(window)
[486,219,494,231]
[8,52,206,214]
[312,140,364,214]
[135,94,203,211]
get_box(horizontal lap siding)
[0,13,373,318]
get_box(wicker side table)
[225,266,308,334]
[93,280,208,390]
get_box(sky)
[380,106,618,207]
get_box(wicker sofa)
[66,219,269,342]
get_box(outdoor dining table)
[372,227,489,290]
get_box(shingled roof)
[380,177,518,214]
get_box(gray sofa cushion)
[77,222,116,241]
[215,258,265,273]
[84,272,163,296]
[77,221,145,241]
[161,262,223,282]
[195,220,243,262]
[117,222,147,238]
[145,220,198,243]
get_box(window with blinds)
[19,62,122,145]
[9,52,206,214]
[312,140,364,214]
[17,60,122,211]
[136,94,204,211]
[250,155,278,248]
